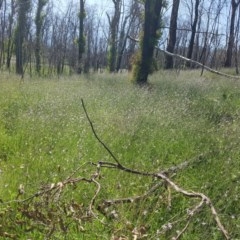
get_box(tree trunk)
[132,0,163,84]
[35,0,48,75]
[77,0,85,74]
[15,0,31,75]
[6,0,16,70]
[0,0,3,10]
[84,33,91,73]
[187,0,201,62]
[165,0,180,69]
[225,0,240,67]
[0,0,7,68]
[107,0,121,72]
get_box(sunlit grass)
[0,70,240,239]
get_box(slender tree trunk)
[107,0,121,72]
[84,33,91,73]
[77,0,85,74]
[165,0,180,69]
[6,0,16,70]
[0,0,3,9]
[0,0,7,68]
[132,0,163,84]
[234,4,240,74]
[15,0,31,75]
[187,0,200,62]
[225,0,240,67]
[35,0,48,75]
[116,15,129,72]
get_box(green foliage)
[0,71,240,239]
[130,51,142,82]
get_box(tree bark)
[132,0,163,84]
[107,0,121,72]
[225,0,240,67]
[6,0,16,70]
[187,0,201,62]
[15,0,31,75]
[165,0,180,69]
[77,0,85,74]
[35,0,48,75]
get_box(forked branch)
[81,99,230,240]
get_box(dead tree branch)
[82,99,230,240]
[127,35,240,80]
[81,99,123,167]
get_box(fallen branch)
[157,173,230,240]
[97,181,163,214]
[127,35,240,80]
[94,159,230,239]
[82,99,230,240]
[160,49,240,80]
[97,154,206,211]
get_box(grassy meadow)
[0,70,240,239]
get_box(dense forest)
[0,0,240,80]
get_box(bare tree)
[116,0,141,72]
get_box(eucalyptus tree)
[77,0,86,74]
[83,5,97,73]
[132,0,164,84]
[197,0,227,71]
[234,5,240,74]
[186,0,201,62]
[165,0,180,69]
[0,0,3,9]
[15,0,31,75]
[0,0,7,67]
[35,0,48,74]
[107,0,122,72]
[6,0,17,70]
[116,0,141,72]
[225,0,240,67]
[44,2,75,75]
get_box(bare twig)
[98,181,163,213]
[174,220,191,240]
[81,99,123,167]
[88,164,101,217]
[157,173,230,240]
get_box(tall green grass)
[0,70,240,239]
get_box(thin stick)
[81,99,123,167]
